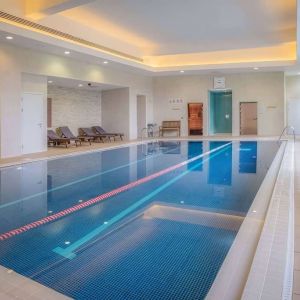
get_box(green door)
[209,91,232,134]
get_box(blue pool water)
[0,140,279,299]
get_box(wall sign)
[169,99,184,104]
[213,77,226,89]
[169,98,184,110]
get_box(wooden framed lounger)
[47,130,70,148]
[57,126,92,146]
[92,126,124,141]
[78,127,111,143]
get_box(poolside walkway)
[0,135,279,168]
[0,140,136,168]
[294,142,300,299]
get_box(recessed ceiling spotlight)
[253,67,259,70]
[48,80,53,84]
[78,84,83,87]
[103,61,108,64]
[64,51,70,55]
[6,36,13,40]
[180,70,185,73]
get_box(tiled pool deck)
[293,142,300,300]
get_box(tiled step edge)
[0,265,72,299]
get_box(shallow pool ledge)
[241,141,294,299]
[0,265,71,299]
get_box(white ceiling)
[0,0,297,73]
[40,0,296,56]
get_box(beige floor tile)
[0,140,137,168]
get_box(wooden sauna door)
[188,103,203,135]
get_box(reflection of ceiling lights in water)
[64,241,71,245]
[180,201,185,204]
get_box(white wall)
[285,75,300,134]
[286,76,300,100]
[48,85,101,135]
[0,43,153,157]
[101,88,130,138]
[0,49,22,158]
[153,72,285,136]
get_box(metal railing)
[140,127,148,141]
[278,125,295,143]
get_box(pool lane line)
[0,142,231,242]
[0,142,183,210]
[53,144,232,259]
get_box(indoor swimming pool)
[0,140,280,299]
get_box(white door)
[288,100,300,135]
[22,93,44,154]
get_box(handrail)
[140,127,148,141]
[278,125,295,143]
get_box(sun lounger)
[57,126,92,145]
[92,126,124,141]
[47,130,70,148]
[79,127,110,143]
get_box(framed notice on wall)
[213,77,226,89]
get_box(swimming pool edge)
[206,141,290,300]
